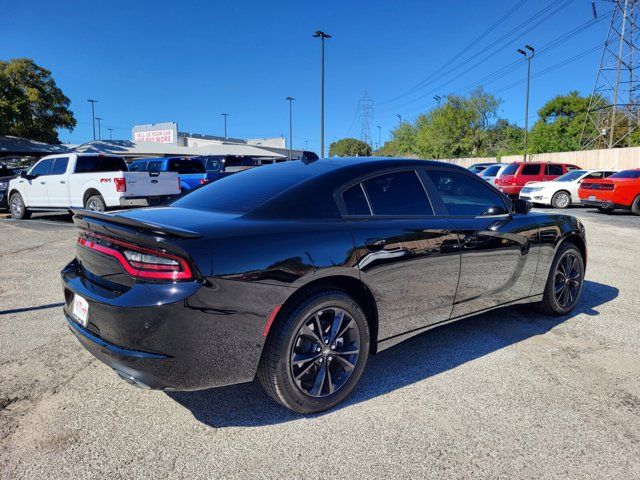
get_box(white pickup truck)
[8,153,180,219]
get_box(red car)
[579,168,640,215]
[495,162,581,197]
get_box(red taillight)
[77,233,193,281]
[178,179,182,192]
[199,178,209,185]
[114,177,126,192]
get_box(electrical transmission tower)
[581,0,640,149]
[359,93,374,149]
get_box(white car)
[519,169,618,208]
[478,164,508,185]
[8,153,181,219]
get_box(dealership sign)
[134,129,175,144]
[132,122,179,145]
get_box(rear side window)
[342,184,371,215]
[75,156,128,173]
[502,164,518,176]
[168,159,205,174]
[584,171,605,180]
[362,171,433,216]
[51,157,69,175]
[427,169,506,216]
[521,164,541,176]
[545,164,564,176]
[30,159,53,176]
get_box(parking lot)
[0,207,639,479]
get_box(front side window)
[583,171,604,180]
[427,169,506,216]
[30,159,53,176]
[342,183,371,215]
[522,164,541,176]
[362,171,433,216]
[545,164,564,176]
[556,170,587,182]
[50,157,69,175]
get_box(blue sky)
[2,0,608,152]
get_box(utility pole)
[108,128,113,140]
[95,117,103,140]
[87,99,98,140]
[396,114,402,129]
[517,45,535,151]
[358,93,374,149]
[377,125,381,152]
[581,0,640,149]
[221,113,229,139]
[286,97,295,160]
[313,30,331,158]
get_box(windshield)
[610,170,640,179]
[172,161,321,213]
[480,165,502,177]
[555,170,586,182]
[501,164,518,176]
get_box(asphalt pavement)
[0,207,639,479]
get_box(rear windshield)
[501,164,519,176]
[168,159,205,174]
[172,161,321,213]
[610,170,640,179]
[75,156,128,173]
[480,165,502,177]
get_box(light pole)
[313,30,331,158]
[305,140,308,151]
[95,117,103,140]
[286,97,295,160]
[396,114,402,129]
[221,113,229,138]
[517,44,535,152]
[377,125,381,152]
[87,99,98,140]
[108,128,113,140]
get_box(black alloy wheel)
[290,307,361,398]
[538,243,584,316]
[258,290,370,413]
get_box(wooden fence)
[440,146,640,170]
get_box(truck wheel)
[551,191,571,209]
[631,195,640,216]
[9,193,31,220]
[85,195,106,212]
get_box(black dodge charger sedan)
[62,157,586,413]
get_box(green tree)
[0,58,76,143]
[329,137,372,157]
[485,119,524,156]
[527,91,603,153]
[379,122,418,156]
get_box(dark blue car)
[129,157,214,192]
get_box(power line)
[380,0,572,107]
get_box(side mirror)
[19,170,28,179]
[513,198,532,215]
[483,205,509,216]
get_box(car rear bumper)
[61,259,287,391]
[118,195,174,207]
[580,199,629,210]
[496,185,522,196]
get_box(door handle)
[40,181,46,185]
[365,238,386,251]
[59,180,66,184]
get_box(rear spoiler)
[71,209,203,239]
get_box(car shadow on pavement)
[0,302,65,316]
[167,280,618,428]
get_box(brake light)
[114,177,126,192]
[200,178,209,185]
[77,232,193,281]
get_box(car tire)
[9,192,31,220]
[631,195,640,216]
[537,242,585,316]
[257,290,370,414]
[85,194,106,212]
[551,190,571,209]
